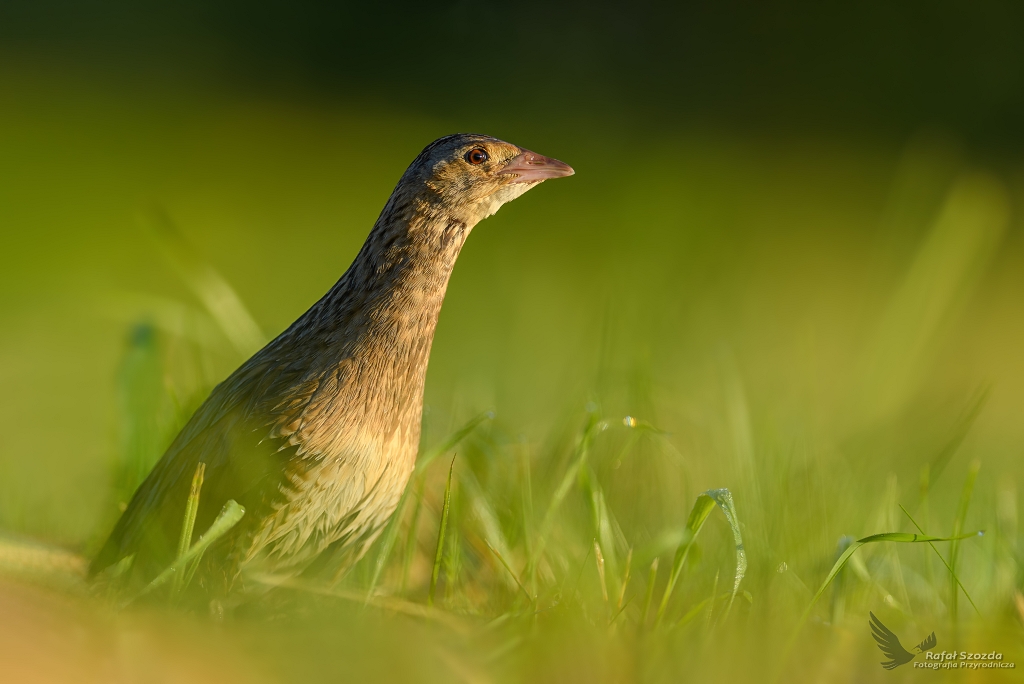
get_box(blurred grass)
[0,65,1023,682]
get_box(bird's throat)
[305,203,473,419]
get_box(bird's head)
[401,133,574,225]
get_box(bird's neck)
[350,201,468,327]
[310,196,473,388]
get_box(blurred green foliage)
[3,0,1024,150]
[1,5,1024,681]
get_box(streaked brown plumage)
[91,134,573,594]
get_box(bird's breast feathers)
[243,395,421,572]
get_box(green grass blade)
[367,414,490,599]
[919,464,935,590]
[654,492,717,627]
[527,412,602,579]
[428,456,456,607]
[171,462,205,599]
[706,488,746,616]
[124,499,245,606]
[899,504,979,615]
[775,528,983,681]
[594,539,609,607]
[585,473,620,600]
[808,531,980,612]
[703,570,720,631]
[609,593,635,626]
[180,547,206,590]
[639,557,658,630]
[366,479,414,599]
[676,594,713,629]
[563,543,594,611]
[519,438,534,568]
[485,541,532,602]
[442,496,462,606]
[617,548,632,613]
[829,535,854,625]
[401,478,426,595]
[460,467,514,572]
[674,590,736,630]
[949,460,981,620]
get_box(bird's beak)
[499,149,575,183]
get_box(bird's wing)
[869,612,915,669]
[90,351,324,586]
[916,632,937,652]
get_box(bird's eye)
[465,148,489,165]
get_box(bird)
[869,612,937,669]
[90,133,574,598]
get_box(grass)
[0,71,1023,682]
[122,499,245,607]
[428,457,456,608]
[75,379,1013,681]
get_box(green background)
[0,3,1022,680]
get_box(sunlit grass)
[0,72,1022,681]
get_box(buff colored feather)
[91,134,573,597]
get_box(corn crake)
[90,134,573,599]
